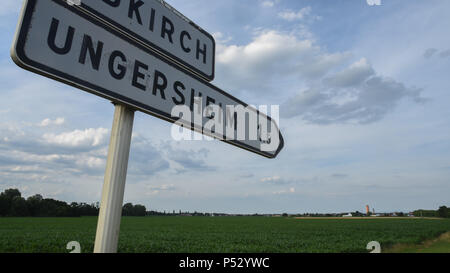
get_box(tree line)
[0,188,146,217]
[413,206,450,218]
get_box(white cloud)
[278,7,312,21]
[216,30,350,93]
[212,32,232,44]
[273,187,296,195]
[127,135,171,176]
[366,0,382,6]
[9,165,40,173]
[39,118,65,127]
[149,184,176,191]
[214,25,427,125]
[324,58,375,88]
[261,176,281,183]
[42,128,109,148]
[75,156,105,169]
[282,71,426,124]
[212,32,224,40]
[146,184,176,195]
[260,176,301,185]
[296,51,352,79]
[260,0,280,8]
[217,31,314,66]
[216,28,425,125]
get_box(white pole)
[94,104,135,253]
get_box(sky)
[0,0,449,214]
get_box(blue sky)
[0,0,449,214]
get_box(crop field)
[0,216,450,253]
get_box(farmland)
[0,216,449,253]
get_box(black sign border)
[11,0,284,159]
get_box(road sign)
[11,0,284,158]
[74,0,216,81]
[11,0,284,254]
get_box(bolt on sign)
[11,0,284,158]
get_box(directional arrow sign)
[74,0,216,81]
[11,0,284,158]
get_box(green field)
[0,216,449,253]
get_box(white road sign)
[11,0,284,158]
[75,0,216,81]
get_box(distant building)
[343,213,353,217]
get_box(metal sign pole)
[94,104,135,253]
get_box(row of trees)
[412,206,450,218]
[0,189,146,217]
[437,206,450,218]
[122,203,146,216]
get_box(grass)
[0,216,449,253]
[385,232,450,253]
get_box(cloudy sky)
[0,0,449,214]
